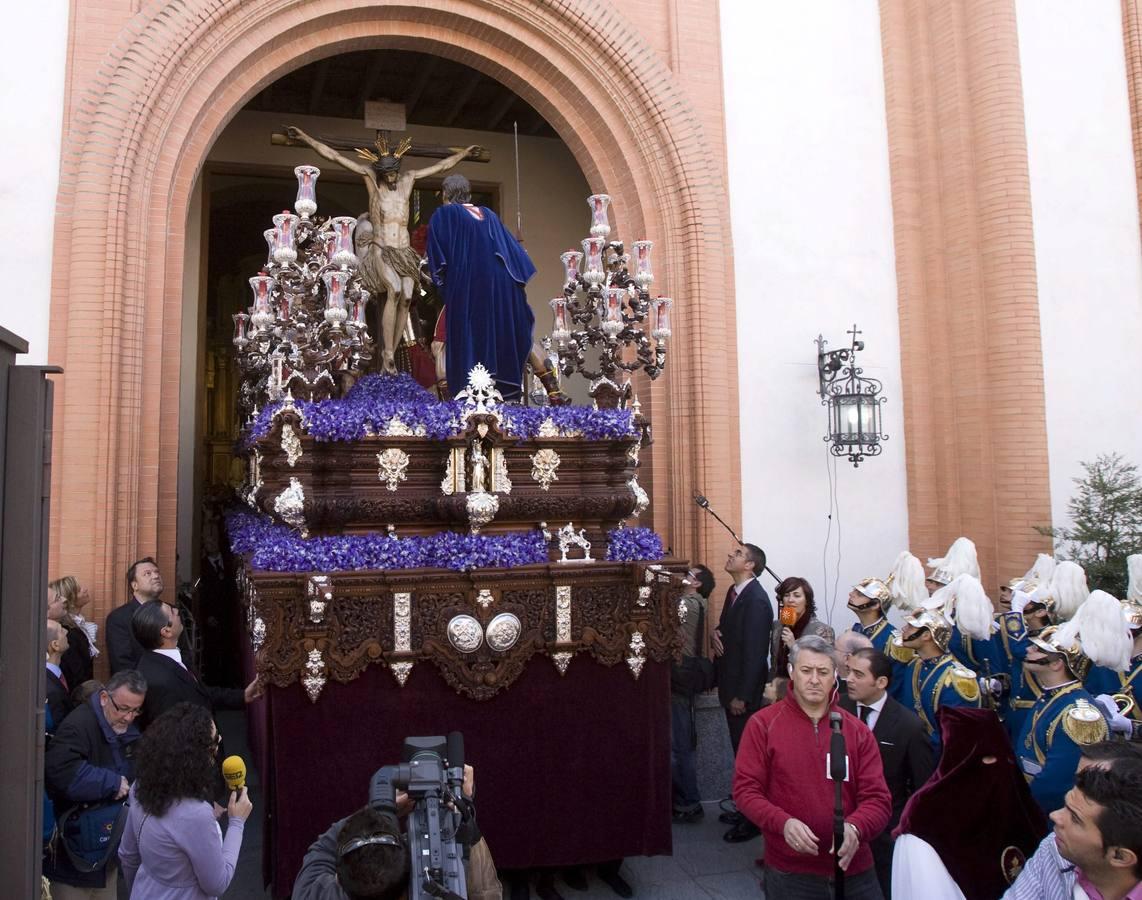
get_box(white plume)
[1020,553,1056,589]
[947,574,994,641]
[1056,590,1132,672]
[1048,561,1089,623]
[927,537,980,580]
[1128,554,1142,604]
[888,551,928,611]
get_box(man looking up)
[132,599,261,731]
[712,542,774,843]
[893,607,981,753]
[46,618,73,731]
[734,635,892,898]
[106,557,163,674]
[843,649,934,898]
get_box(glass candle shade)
[276,292,292,324]
[549,297,571,344]
[249,274,276,332]
[601,287,625,338]
[322,270,349,328]
[560,249,583,285]
[321,230,338,263]
[264,228,278,266]
[232,312,250,348]
[269,351,285,398]
[329,216,358,268]
[588,193,611,238]
[273,212,299,265]
[651,296,672,343]
[293,165,320,218]
[632,240,654,288]
[581,237,606,285]
[349,297,369,329]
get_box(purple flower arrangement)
[226,510,665,573]
[226,508,550,573]
[240,374,636,448]
[605,527,665,562]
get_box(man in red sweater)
[734,634,892,899]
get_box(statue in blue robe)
[427,177,537,400]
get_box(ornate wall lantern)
[815,325,887,467]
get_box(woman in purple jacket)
[118,703,252,899]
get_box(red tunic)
[732,690,892,878]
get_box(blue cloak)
[426,203,536,399]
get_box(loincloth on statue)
[359,244,422,296]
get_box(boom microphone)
[692,490,782,583]
[222,755,247,792]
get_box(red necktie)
[59,673,69,692]
[728,585,740,608]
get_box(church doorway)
[179,49,593,675]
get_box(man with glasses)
[44,669,147,899]
[131,599,260,732]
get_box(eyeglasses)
[212,732,223,750]
[104,693,143,716]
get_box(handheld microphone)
[222,755,247,792]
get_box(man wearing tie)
[712,542,774,843]
[842,648,935,898]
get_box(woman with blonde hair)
[48,576,97,688]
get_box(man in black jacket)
[46,619,74,732]
[712,542,773,842]
[44,669,147,897]
[131,598,260,731]
[842,648,936,898]
[105,556,164,675]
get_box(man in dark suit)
[45,618,74,731]
[842,647,936,898]
[712,542,773,842]
[106,556,164,674]
[131,599,260,732]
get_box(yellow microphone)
[222,756,247,792]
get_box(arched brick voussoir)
[50,0,741,633]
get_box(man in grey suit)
[842,648,936,898]
[712,542,773,842]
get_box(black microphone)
[692,491,710,510]
[828,711,848,897]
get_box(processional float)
[228,166,684,892]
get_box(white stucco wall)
[720,2,909,629]
[1017,1,1142,532]
[0,4,69,362]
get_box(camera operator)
[293,764,502,900]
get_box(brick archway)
[48,0,740,621]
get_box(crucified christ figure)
[287,126,478,373]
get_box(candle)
[560,249,583,285]
[293,165,320,218]
[550,297,570,344]
[232,312,249,348]
[322,270,348,328]
[329,216,358,268]
[264,228,278,266]
[652,296,672,344]
[248,273,276,332]
[272,211,299,265]
[588,193,611,238]
[581,237,606,285]
[632,240,653,288]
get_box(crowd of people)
[40,557,260,900]
[669,539,1142,899]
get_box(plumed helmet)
[853,576,891,608]
[1038,561,1089,624]
[927,537,980,587]
[1016,553,1056,593]
[1031,590,1132,679]
[930,574,993,641]
[905,606,954,652]
[1124,555,1142,630]
[888,551,928,611]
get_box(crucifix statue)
[286,125,479,373]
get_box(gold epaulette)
[947,665,981,702]
[888,639,915,664]
[1062,700,1110,745]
